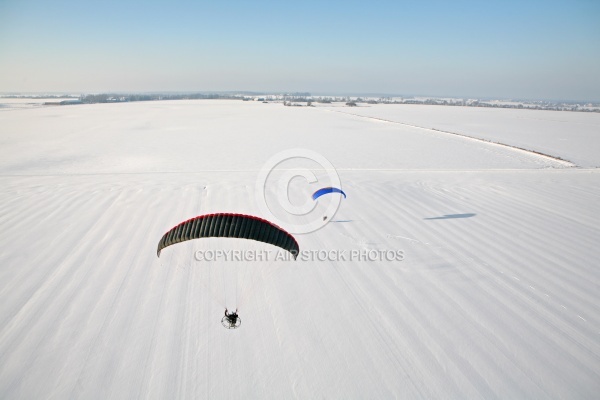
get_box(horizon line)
[0,91,598,104]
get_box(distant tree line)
[20,92,598,113]
[79,93,244,104]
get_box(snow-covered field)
[0,100,599,399]
[316,103,600,168]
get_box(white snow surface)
[316,103,600,168]
[0,100,599,399]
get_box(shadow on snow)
[424,213,476,220]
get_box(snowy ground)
[315,103,600,168]
[0,100,599,399]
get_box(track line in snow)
[378,177,597,337]
[327,261,426,397]
[427,181,596,330]
[471,257,595,335]
[365,180,600,392]
[322,108,576,167]
[386,234,430,245]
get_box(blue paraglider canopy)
[312,187,347,200]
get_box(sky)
[1,0,599,101]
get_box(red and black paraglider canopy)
[156,213,299,259]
